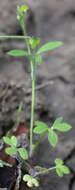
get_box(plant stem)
[0,36,30,40]
[23,26,35,152]
[30,68,35,150]
[35,166,57,177]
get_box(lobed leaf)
[55,159,63,166]
[11,136,17,147]
[18,148,28,160]
[37,41,63,54]
[31,178,39,187]
[8,49,30,56]
[5,147,17,156]
[3,136,12,146]
[61,165,70,174]
[23,175,39,187]
[53,123,72,132]
[56,167,63,177]
[23,174,31,182]
[34,121,48,134]
[48,129,58,147]
[53,117,63,127]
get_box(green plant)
[0,4,72,188]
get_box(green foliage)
[0,160,12,167]
[53,123,72,132]
[5,147,17,156]
[3,136,17,147]
[34,121,49,134]
[52,117,72,132]
[8,49,30,56]
[55,158,70,177]
[23,174,39,187]
[34,54,42,65]
[18,148,28,160]
[0,3,72,188]
[53,117,63,126]
[37,41,63,54]
[29,38,40,49]
[55,158,63,165]
[3,136,13,146]
[3,136,28,160]
[48,129,58,147]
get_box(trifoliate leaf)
[5,147,17,156]
[33,121,48,134]
[55,159,63,166]
[8,50,30,56]
[23,175,39,187]
[11,136,17,147]
[18,148,28,160]
[56,167,63,177]
[37,41,63,54]
[53,123,72,132]
[48,129,58,147]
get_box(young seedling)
[0,4,72,188]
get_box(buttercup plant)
[0,5,72,188]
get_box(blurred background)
[0,0,75,189]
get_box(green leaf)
[53,117,63,127]
[56,167,63,177]
[11,136,17,147]
[37,41,63,54]
[32,178,39,187]
[8,50,30,56]
[23,174,31,182]
[18,148,28,160]
[3,136,12,146]
[0,160,11,167]
[29,38,40,49]
[5,147,17,156]
[23,175,39,187]
[61,165,70,174]
[48,129,58,147]
[53,123,72,132]
[27,181,33,187]
[34,54,42,65]
[55,159,63,165]
[34,121,48,134]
